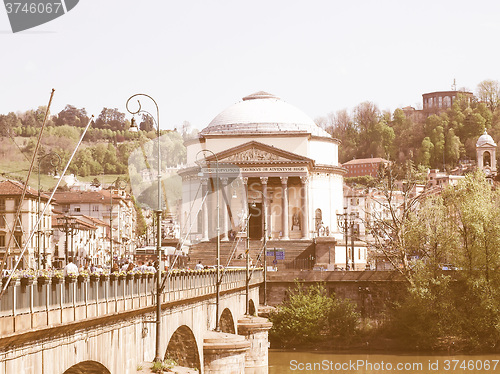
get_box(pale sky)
[1,0,499,131]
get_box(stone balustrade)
[0,269,263,336]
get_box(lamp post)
[337,207,354,270]
[196,149,221,330]
[126,93,163,362]
[247,198,268,312]
[246,182,268,307]
[109,180,127,270]
[41,230,53,269]
[37,152,61,270]
[109,190,114,269]
[56,216,78,265]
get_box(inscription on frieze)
[224,148,284,162]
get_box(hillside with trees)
[0,105,189,186]
[315,79,500,171]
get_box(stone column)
[260,177,268,239]
[242,177,249,218]
[201,178,209,242]
[238,316,273,373]
[280,177,289,240]
[300,176,309,239]
[221,178,229,241]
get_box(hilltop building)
[422,90,473,116]
[342,157,390,178]
[403,88,474,120]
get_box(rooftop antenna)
[452,79,457,91]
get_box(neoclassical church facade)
[178,91,346,248]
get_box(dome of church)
[200,91,331,138]
[476,130,496,147]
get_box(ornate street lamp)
[41,229,54,269]
[56,216,78,265]
[196,149,221,330]
[248,191,268,308]
[231,179,267,311]
[126,93,163,362]
[337,207,355,270]
[37,151,61,270]
[109,179,127,270]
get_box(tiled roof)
[0,180,51,200]
[53,190,123,204]
[81,214,108,227]
[52,214,97,230]
[342,158,390,166]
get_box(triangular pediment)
[210,141,313,164]
[477,141,496,148]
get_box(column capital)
[221,177,229,185]
[280,176,288,185]
[260,177,268,185]
[201,177,208,186]
[300,176,309,184]
[242,177,248,185]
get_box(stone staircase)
[187,239,314,269]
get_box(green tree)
[391,172,500,350]
[0,112,21,137]
[269,283,359,347]
[418,137,433,167]
[55,105,89,127]
[367,163,426,283]
[444,128,461,166]
[430,126,445,168]
[476,79,500,112]
[95,108,126,131]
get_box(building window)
[74,207,81,213]
[0,215,4,229]
[0,235,5,248]
[14,233,22,248]
[0,199,5,211]
[92,205,99,212]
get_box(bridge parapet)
[0,269,263,336]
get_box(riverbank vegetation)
[271,172,500,353]
[269,283,359,348]
[386,171,500,352]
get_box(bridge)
[0,269,270,374]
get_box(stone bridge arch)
[62,360,110,374]
[219,307,235,333]
[165,325,201,371]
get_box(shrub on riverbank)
[269,282,359,348]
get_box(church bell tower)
[476,130,497,178]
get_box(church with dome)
[178,91,363,269]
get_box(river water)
[269,350,500,374]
